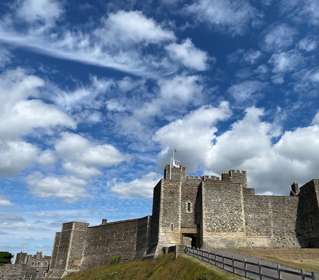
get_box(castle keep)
[47,163,319,279]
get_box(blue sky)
[0,0,319,256]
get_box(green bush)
[0,252,13,265]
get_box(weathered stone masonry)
[46,163,319,279]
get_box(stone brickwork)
[0,251,50,280]
[46,163,319,279]
[0,264,36,280]
[296,179,319,247]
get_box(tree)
[0,252,13,265]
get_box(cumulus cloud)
[312,112,319,124]
[280,0,319,27]
[16,0,62,27]
[27,173,87,201]
[0,47,12,68]
[165,39,209,71]
[243,49,262,65]
[154,102,231,170]
[227,80,264,103]
[269,51,303,73]
[55,132,127,168]
[133,75,204,121]
[0,69,75,176]
[186,0,258,35]
[37,150,56,166]
[263,24,296,51]
[99,10,175,45]
[0,69,75,140]
[0,9,177,76]
[298,36,317,52]
[156,104,319,194]
[0,196,12,206]
[26,132,128,201]
[111,172,161,198]
[0,141,39,175]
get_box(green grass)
[228,248,319,272]
[64,254,234,280]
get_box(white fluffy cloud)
[111,172,161,198]
[27,173,87,201]
[16,0,62,27]
[186,0,258,35]
[269,51,303,73]
[263,24,296,51]
[100,10,175,45]
[280,0,319,27]
[165,39,208,70]
[0,196,12,206]
[312,112,319,124]
[298,36,317,52]
[0,69,75,140]
[0,69,75,176]
[26,132,128,201]
[0,9,177,76]
[0,141,39,175]
[227,80,264,103]
[37,150,56,166]
[155,104,319,194]
[55,132,127,168]
[0,48,11,68]
[134,75,203,120]
[154,102,231,170]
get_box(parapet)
[62,221,89,232]
[164,164,186,181]
[201,175,220,181]
[221,169,247,187]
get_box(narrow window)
[186,201,192,213]
[170,223,174,231]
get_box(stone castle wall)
[297,179,319,247]
[244,194,299,247]
[81,216,150,269]
[201,179,247,249]
[47,164,319,279]
[47,217,151,279]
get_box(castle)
[46,162,319,279]
[0,251,50,280]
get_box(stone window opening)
[186,201,192,213]
[170,223,174,231]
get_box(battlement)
[221,169,247,187]
[164,164,186,181]
[201,175,220,181]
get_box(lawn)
[64,254,235,280]
[229,248,319,272]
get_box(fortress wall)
[50,232,61,269]
[157,180,182,248]
[53,223,73,270]
[244,194,299,247]
[81,217,150,269]
[297,180,319,247]
[181,178,202,229]
[201,181,247,249]
[67,223,89,271]
[135,216,151,258]
[149,180,162,250]
[47,222,89,279]
[271,196,299,247]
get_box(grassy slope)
[229,248,319,272]
[64,254,234,280]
